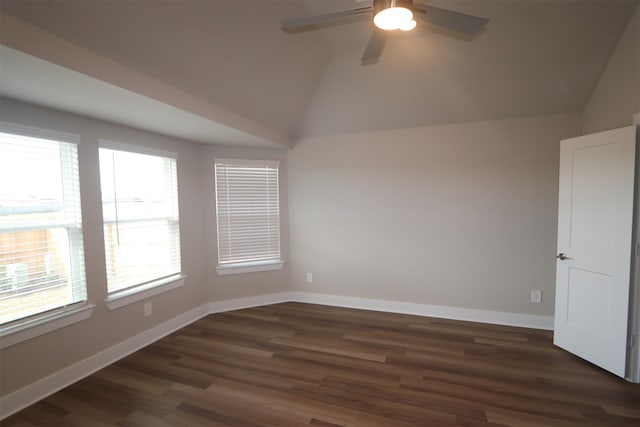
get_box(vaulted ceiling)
[0,0,637,147]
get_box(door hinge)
[636,242,640,257]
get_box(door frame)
[627,125,640,383]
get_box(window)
[99,145,181,294]
[0,130,87,326]
[214,159,282,274]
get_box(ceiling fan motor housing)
[373,0,415,16]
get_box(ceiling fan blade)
[361,29,386,64]
[414,4,489,35]
[281,6,372,30]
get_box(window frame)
[0,122,93,348]
[98,140,184,306]
[214,158,283,275]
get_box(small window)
[214,159,282,274]
[99,145,181,293]
[0,130,87,326]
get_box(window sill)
[216,260,284,276]
[0,304,95,350]
[105,274,186,310]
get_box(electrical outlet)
[306,272,313,284]
[530,290,542,303]
[144,302,153,316]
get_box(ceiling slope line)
[0,13,291,148]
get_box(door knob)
[557,253,573,260]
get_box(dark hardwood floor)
[2,302,640,426]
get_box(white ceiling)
[299,0,639,136]
[0,0,331,147]
[0,46,281,148]
[0,0,637,145]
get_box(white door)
[554,125,636,378]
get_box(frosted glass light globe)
[374,7,413,31]
[399,19,417,31]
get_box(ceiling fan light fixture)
[373,0,415,31]
[374,7,413,30]
[282,0,489,64]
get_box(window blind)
[215,160,280,265]
[99,147,181,293]
[0,131,87,326]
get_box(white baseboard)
[208,292,291,314]
[0,292,553,419]
[0,304,209,420]
[209,291,553,330]
[288,292,554,330]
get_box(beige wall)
[287,114,582,317]
[1,1,636,402]
[5,3,636,393]
[0,98,287,397]
[583,4,640,134]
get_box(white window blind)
[0,130,87,326]
[99,147,181,293]
[215,159,280,265]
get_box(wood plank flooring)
[2,302,640,426]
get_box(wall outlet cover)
[530,290,542,303]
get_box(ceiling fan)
[281,0,489,64]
